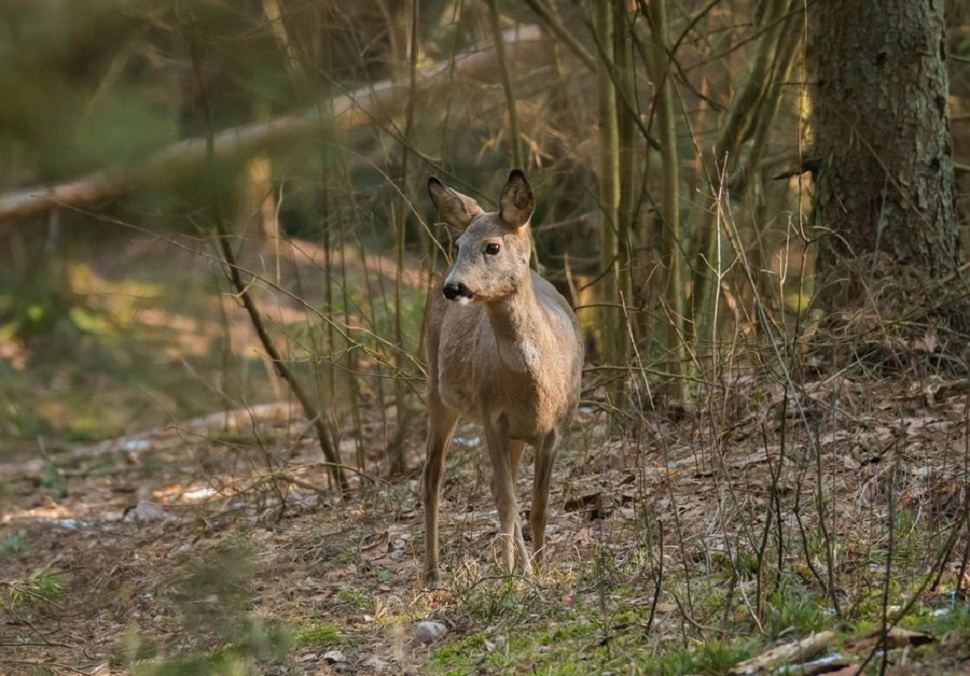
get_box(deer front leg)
[489,439,528,569]
[484,417,530,575]
[530,430,560,573]
[423,398,459,588]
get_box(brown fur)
[422,170,584,587]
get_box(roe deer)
[422,169,584,587]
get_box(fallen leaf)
[362,655,393,672]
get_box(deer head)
[428,170,536,305]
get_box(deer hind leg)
[423,396,459,588]
[530,430,560,573]
[485,418,530,575]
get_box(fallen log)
[0,25,543,224]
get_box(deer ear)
[499,169,535,229]
[428,177,482,229]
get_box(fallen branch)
[0,402,304,483]
[728,630,840,674]
[0,25,543,223]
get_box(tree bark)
[813,0,958,306]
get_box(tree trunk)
[813,0,958,307]
[644,0,687,401]
[594,0,625,399]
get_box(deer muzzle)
[443,281,473,302]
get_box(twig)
[0,661,91,676]
[522,0,596,71]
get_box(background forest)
[3,0,970,673]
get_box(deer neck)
[484,279,547,375]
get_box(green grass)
[296,621,342,647]
[649,640,756,675]
[335,587,373,612]
[0,531,26,556]
[126,620,293,674]
[763,577,828,639]
[1,570,67,610]
[428,617,760,675]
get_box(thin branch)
[522,0,596,72]
[0,661,91,676]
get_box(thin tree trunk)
[523,0,596,72]
[594,0,624,401]
[613,1,636,365]
[489,0,523,169]
[387,0,421,477]
[184,25,349,493]
[645,0,688,401]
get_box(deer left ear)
[429,177,483,229]
[499,169,535,229]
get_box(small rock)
[362,656,393,672]
[413,620,448,645]
[323,649,347,664]
[129,501,170,522]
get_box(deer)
[422,169,584,588]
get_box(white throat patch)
[499,339,541,372]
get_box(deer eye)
[484,242,501,256]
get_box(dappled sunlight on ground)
[0,233,432,457]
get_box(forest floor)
[4,235,970,674]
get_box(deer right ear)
[498,169,535,229]
[428,177,482,229]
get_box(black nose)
[443,282,471,301]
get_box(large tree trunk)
[813,0,958,308]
